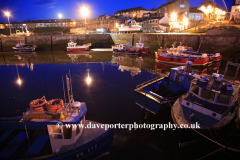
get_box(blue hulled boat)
[134,63,199,114]
[171,61,240,147]
[0,74,114,160]
[112,43,139,54]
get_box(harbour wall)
[0,34,114,52]
[110,34,240,54]
[0,34,239,60]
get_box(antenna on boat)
[69,70,73,99]
[62,76,67,105]
[66,73,71,103]
[186,48,192,72]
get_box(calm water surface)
[0,51,156,124]
[0,51,239,160]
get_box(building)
[189,7,204,21]
[76,14,126,32]
[169,12,188,32]
[142,13,169,33]
[0,24,5,29]
[198,0,226,21]
[156,0,190,17]
[114,7,156,19]
[230,0,240,20]
[4,19,76,29]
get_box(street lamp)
[80,6,89,34]
[58,13,62,19]
[5,11,11,35]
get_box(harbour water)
[0,51,239,159]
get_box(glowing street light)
[58,13,62,19]
[80,6,89,34]
[5,11,11,35]
[171,12,177,21]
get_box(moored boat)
[171,61,240,147]
[134,62,200,114]
[112,43,139,54]
[0,74,114,160]
[155,46,209,66]
[66,40,91,52]
[13,42,36,52]
[136,43,149,54]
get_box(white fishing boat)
[66,40,91,52]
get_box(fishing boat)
[13,42,36,52]
[134,62,200,114]
[183,46,222,62]
[135,43,149,54]
[0,74,114,159]
[155,45,209,66]
[66,40,91,52]
[112,43,139,54]
[171,61,240,147]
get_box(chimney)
[167,0,170,2]
[44,19,45,22]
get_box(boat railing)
[136,77,163,90]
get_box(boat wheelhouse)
[135,43,149,54]
[13,42,36,52]
[134,64,199,114]
[155,46,209,66]
[171,61,240,146]
[66,40,91,52]
[112,43,139,54]
[0,74,113,160]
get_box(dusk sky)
[0,0,234,23]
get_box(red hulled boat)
[155,46,209,66]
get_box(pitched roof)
[189,7,204,13]
[158,0,177,9]
[232,0,240,6]
[198,0,224,10]
[114,7,148,14]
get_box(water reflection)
[16,65,22,86]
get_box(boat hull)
[113,49,139,55]
[139,48,149,54]
[67,47,89,52]
[13,48,35,52]
[155,55,209,66]
[171,95,238,147]
[36,129,114,160]
[211,55,222,62]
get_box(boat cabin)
[20,100,86,153]
[68,41,77,48]
[136,43,144,48]
[182,72,240,121]
[114,44,126,50]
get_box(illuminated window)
[189,14,195,20]
[196,14,202,20]
[180,4,185,8]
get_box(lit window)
[180,4,185,8]
[196,14,202,20]
[189,14,195,20]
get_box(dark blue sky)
[0,0,234,23]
